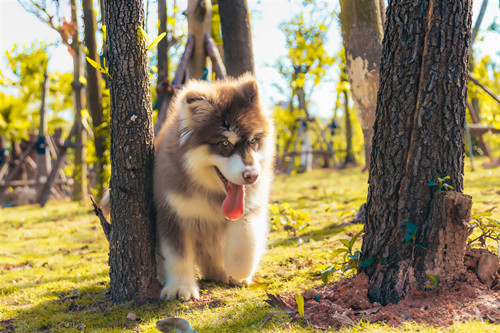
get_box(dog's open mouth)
[215,167,245,221]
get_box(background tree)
[83,0,107,200]
[0,43,71,144]
[339,0,385,170]
[277,1,335,172]
[360,0,473,305]
[218,0,254,77]
[105,0,161,303]
[18,0,87,200]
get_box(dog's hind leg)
[224,213,267,285]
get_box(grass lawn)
[1,161,499,332]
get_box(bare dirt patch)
[276,248,500,329]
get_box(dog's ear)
[181,90,214,123]
[237,73,259,105]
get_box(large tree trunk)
[360,0,473,305]
[70,0,88,201]
[218,0,255,77]
[339,0,384,171]
[83,0,106,200]
[105,0,161,303]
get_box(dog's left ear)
[237,73,259,105]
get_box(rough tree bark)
[105,0,161,303]
[339,0,384,170]
[360,0,473,305]
[83,0,106,200]
[70,0,88,201]
[218,0,255,77]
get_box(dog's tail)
[100,190,111,218]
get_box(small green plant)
[468,211,500,254]
[403,221,427,250]
[137,26,167,50]
[321,228,374,283]
[269,202,311,237]
[426,274,440,289]
[426,176,454,193]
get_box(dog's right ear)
[181,91,214,124]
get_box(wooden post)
[0,139,36,192]
[186,0,211,80]
[39,122,77,207]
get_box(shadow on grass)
[271,222,362,248]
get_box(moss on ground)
[1,162,499,332]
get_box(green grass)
[1,162,499,332]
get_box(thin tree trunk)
[105,0,161,303]
[36,71,51,196]
[339,0,384,171]
[297,86,312,172]
[156,0,168,113]
[70,0,88,201]
[360,0,473,305]
[83,0,106,200]
[218,0,255,77]
[343,88,356,166]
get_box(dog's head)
[175,74,273,220]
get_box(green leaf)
[426,181,438,187]
[416,243,428,249]
[442,176,450,180]
[403,241,412,247]
[137,25,150,45]
[478,211,493,217]
[349,229,364,249]
[340,239,350,249]
[404,233,414,242]
[147,32,166,50]
[405,221,418,234]
[321,266,335,284]
[85,56,113,79]
[442,184,454,190]
[330,248,348,258]
[360,257,375,267]
[295,294,305,317]
[428,274,440,284]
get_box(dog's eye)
[249,138,257,146]
[220,140,231,147]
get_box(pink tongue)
[222,182,245,220]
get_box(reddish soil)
[286,248,500,329]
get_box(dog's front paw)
[229,276,250,286]
[160,282,199,301]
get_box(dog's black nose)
[242,171,259,184]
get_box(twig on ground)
[85,291,105,313]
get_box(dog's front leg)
[158,217,199,301]
[224,215,266,285]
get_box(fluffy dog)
[154,74,275,301]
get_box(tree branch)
[90,195,111,242]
